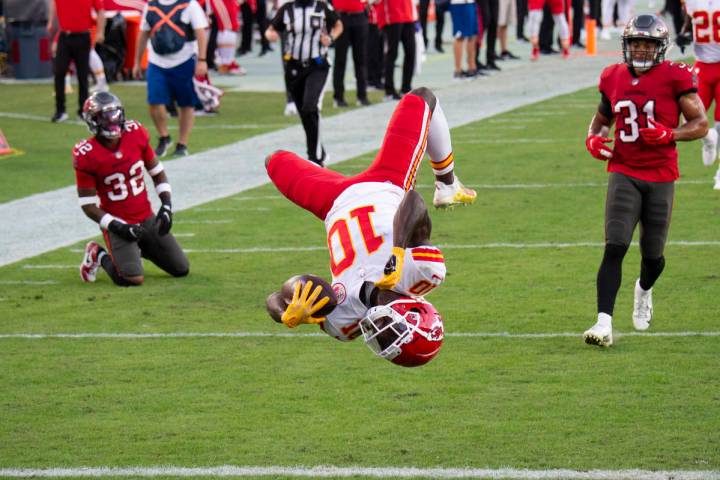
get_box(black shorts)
[604,172,674,259]
[103,216,189,278]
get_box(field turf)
[0,84,718,478]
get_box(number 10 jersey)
[321,182,447,342]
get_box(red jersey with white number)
[685,0,720,63]
[73,120,156,223]
[322,183,447,342]
[599,61,698,182]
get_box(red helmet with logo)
[359,298,444,367]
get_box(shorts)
[695,61,720,121]
[528,0,565,14]
[498,0,516,26]
[604,172,674,258]
[267,93,431,220]
[449,1,479,38]
[147,57,196,107]
[103,216,190,278]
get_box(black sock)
[640,256,665,290]
[596,243,629,316]
[99,252,133,287]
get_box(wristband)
[147,162,164,176]
[156,182,172,195]
[99,213,121,230]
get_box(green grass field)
[1,84,719,479]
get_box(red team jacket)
[599,61,698,182]
[376,0,415,26]
[73,121,156,224]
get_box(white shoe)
[600,29,612,40]
[79,241,101,283]
[702,129,718,167]
[433,177,477,208]
[714,170,720,190]
[632,279,653,331]
[283,102,298,116]
[583,318,613,347]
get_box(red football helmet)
[359,298,444,367]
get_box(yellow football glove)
[374,246,405,290]
[281,280,331,328]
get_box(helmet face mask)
[622,15,669,72]
[360,298,444,367]
[82,92,126,140]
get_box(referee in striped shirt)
[266,0,343,166]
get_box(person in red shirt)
[48,0,106,123]
[377,0,416,99]
[74,92,189,286]
[582,15,708,347]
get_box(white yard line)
[0,331,718,339]
[0,466,718,479]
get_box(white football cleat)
[583,318,613,347]
[714,170,720,190]
[283,102,298,117]
[632,279,653,330]
[600,28,612,40]
[433,177,477,208]
[80,241,101,283]
[702,128,718,167]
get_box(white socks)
[426,100,455,176]
[597,312,612,327]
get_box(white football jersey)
[686,0,720,62]
[320,183,447,342]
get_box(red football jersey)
[74,120,156,224]
[599,61,698,182]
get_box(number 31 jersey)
[599,61,697,182]
[321,182,447,342]
[73,121,156,223]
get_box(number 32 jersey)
[599,61,698,182]
[321,182,447,342]
[73,121,156,223]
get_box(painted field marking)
[0,466,718,479]
[0,280,59,285]
[174,220,233,224]
[0,112,84,125]
[230,195,286,202]
[0,331,718,340]
[193,207,271,212]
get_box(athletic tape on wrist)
[78,196,99,207]
[99,214,118,230]
[156,183,172,195]
[148,162,164,176]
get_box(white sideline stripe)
[193,207,271,212]
[23,264,75,269]
[0,280,59,285]
[168,124,290,130]
[173,233,196,237]
[230,196,285,201]
[1,331,718,339]
[175,220,233,224]
[413,179,709,189]
[460,139,560,144]
[0,466,718,479]
[176,241,720,254]
[0,111,84,125]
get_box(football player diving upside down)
[265,87,476,367]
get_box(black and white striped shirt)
[270,0,339,62]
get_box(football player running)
[679,0,720,188]
[74,91,190,286]
[265,87,475,366]
[583,15,708,347]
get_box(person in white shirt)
[133,0,209,157]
